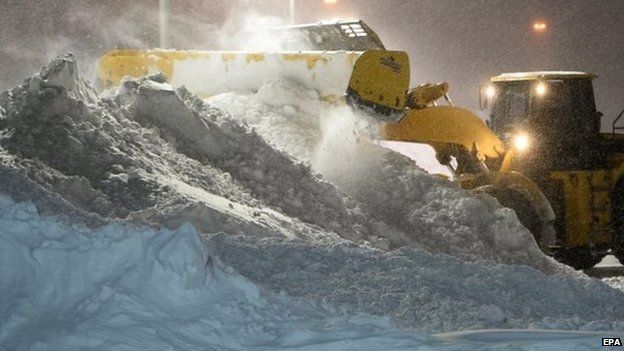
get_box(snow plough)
[98,20,624,269]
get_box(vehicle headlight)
[534,82,547,96]
[512,132,530,152]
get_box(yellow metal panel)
[98,49,213,88]
[591,171,614,244]
[550,172,591,247]
[348,50,410,112]
[221,53,236,62]
[550,170,614,247]
[245,53,266,63]
[383,106,506,159]
[608,152,624,187]
[99,50,153,88]
[99,49,362,99]
[282,53,327,69]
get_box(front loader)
[479,72,624,268]
[347,50,624,269]
[97,20,624,269]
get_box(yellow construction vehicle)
[477,72,624,268]
[348,50,624,269]
[97,20,624,269]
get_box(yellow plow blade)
[383,106,506,159]
[98,49,363,100]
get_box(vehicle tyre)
[477,184,544,244]
[478,184,603,269]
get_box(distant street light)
[532,20,547,34]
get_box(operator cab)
[273,20,385,51]
[482,71,603,171]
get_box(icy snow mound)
[0,195,427,350]
[0,54,379,244]
[0,196,612,350]
[209,234,624,333]
[208,80,562,272]
[604,276,624,293]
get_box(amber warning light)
[533,20,547,33]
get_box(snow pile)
[0,195,428,350]
[0,195,611,350]
[2,55,624,345]
[0,54,376,244]
[604,277,624,293]
[208,79,559,271]
[210,234,624,332]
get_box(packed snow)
[0,195,435,350]
[0,195,613,350]
[208,79,563,271]
[603,276,624,293]
[1,55,624,349]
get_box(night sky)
[1,0,623,128]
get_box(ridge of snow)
[0,195,617,350]
[0,195,427,350]
[207,79,565,272]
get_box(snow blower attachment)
[98,20,408,117]
[99,49,363,101]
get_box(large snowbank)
[0,195,429,350]
[0,196,614,350]
[209,234,624,332]
[1,55,624,346]
[0,54,371,244]
[208,79,561,271]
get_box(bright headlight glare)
[513,133,530,151]
[535,82,547,96]
[485,85,496,98]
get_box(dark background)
[1,0,622,128]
